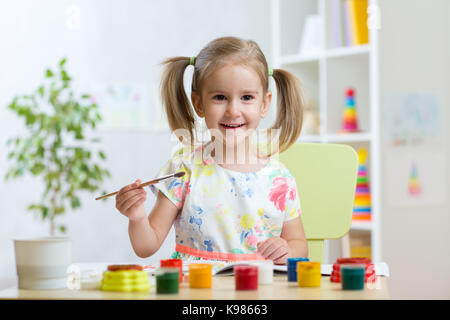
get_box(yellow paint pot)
[297,262,321,288]
[189,264,212,288]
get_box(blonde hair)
[160,36,304,156]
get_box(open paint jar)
[234,265,258,290]
[155,267,179,294]
[160,259,183,283]
[189,264,212,288]
[248,260,273,285]
[287,257,309,282]
[297,262,321,288]
[14,237,72,290]
[340,264,365,290]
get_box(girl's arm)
[280,216,308,258]
[128,190,179,258]
[257,217,308,264]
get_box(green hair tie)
[190,56,196,66]
[268,67,273,77]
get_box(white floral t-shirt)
[150,141,301,262]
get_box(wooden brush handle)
[95,174,175,200]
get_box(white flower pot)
[14,237,72,290]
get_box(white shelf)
[298,134,323,143]
[281,53,320,65]
[280,45,371,66]
[272,0,381,263]
[351,221,373,231]
[326,44,371,59]
[325,132,372,143]
[298,132,372,143]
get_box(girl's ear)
[191,92,204,118]
[260,91,272,119]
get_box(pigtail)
[160,56,196,146]
[269,68,304,156]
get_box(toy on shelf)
[101,264,150,292]
[341,87,359,132]
[353,148,371,221]
[408,162,422,196]
[350,233,372,259]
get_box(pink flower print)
[203,157,213,166]
[246,234,258,247]
[289,188,296,201]
[173,186,183,200]
[185,180,191,195]
[269,177,289,212]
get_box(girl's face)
[191,63,272,149]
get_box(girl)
[115,37,308,265]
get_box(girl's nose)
[225,100,241,117]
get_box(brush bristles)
[174,171,185,178]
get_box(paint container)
[160,259,183,283]
[248,260,273,285]
[101,270,150,292]
[189,264,212,288]
[155,267,179,294]
[341,264,365,290]
[297,262,321,288]
[14,237,72,290]
[234,265,258,290]
[287,257,309,282]
[330,257,375,283]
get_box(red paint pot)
[161,259,183,283]
[234,265,258,290]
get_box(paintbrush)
[95,171,186,200]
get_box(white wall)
[0,0,271,290]
[379,0,450,299]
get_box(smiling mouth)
[220,123,246,129]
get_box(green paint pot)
[155,267,179,294]
[341,264,365,290]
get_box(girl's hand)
[257,237,291,265]
[115,179,147,221]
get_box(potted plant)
[5,57,111,236]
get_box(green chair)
[280,142,358,263]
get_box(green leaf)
[55,206,65,215]
[98,151,106,160]
[30,163,45,175]
[8,99,17,111]
[71,197,81,209]
[14,167,25,177]
[37,85,45,98]
[27,204,42,211]
[59,225,67,234]
[46,69,54,78]
[61,70,71,82]
[42,207,49,220]
[59,58,67,67]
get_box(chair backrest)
[279,143,358,262]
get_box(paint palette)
[330,257,376,283]
[101,269,150,292]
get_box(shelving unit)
[271,0,381,263]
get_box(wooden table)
[0,275,389,300]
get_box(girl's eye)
[242,95,254,101]
[213,95,227,101]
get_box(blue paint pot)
[287,257,309,282]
